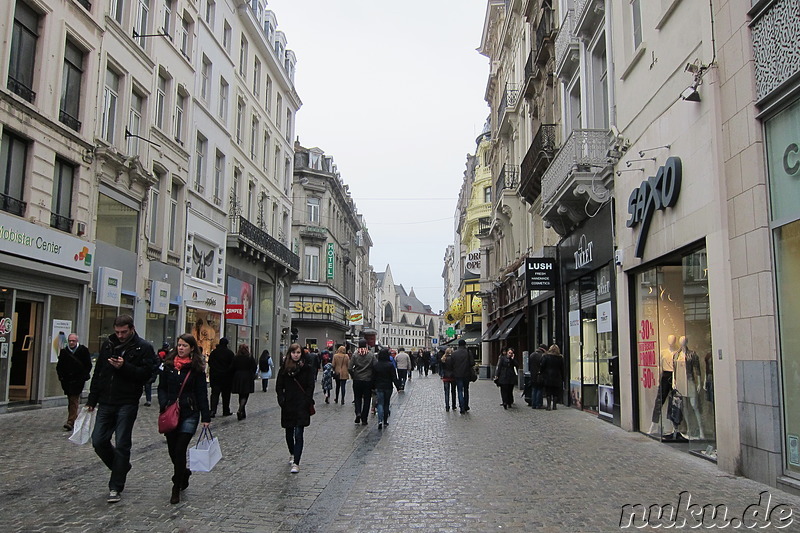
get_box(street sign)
[432,339,438,344]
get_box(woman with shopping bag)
[276,343,315,473]
[157,333,210,504]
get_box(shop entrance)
[9,299,42,402]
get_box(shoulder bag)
[158,370,192,434]
[294,377,315,415]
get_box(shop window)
[185,307,220,356]
[634,248,715,448]
[45,296,79,397]
[88,294,134,355]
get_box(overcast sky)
[268,0,490,313]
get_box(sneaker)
[144,402,151,407]
[289,455,294,465]
[107,490,121,503]
[290,464,299,473]
[354,416,361,424]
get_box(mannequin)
[649,334,678,435]
[674,336,705,440]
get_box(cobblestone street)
[1,375,799,532]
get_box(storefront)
[184,285,224,356]
[144,261,181,348]
[224,273,256,350]
[0,212,94,408]
[557,203,618,422]
[291,295,349,351]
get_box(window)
[232,167,241,208]
[156,73,168,129]
[194,134,207,193]
[631,0,642,50]
[60,40,84,131]
[200,56,211,101]
[8,0,39,103]
[307,197,319,223]
[484,186,492,204]
[110,0,124,23]
[265,75,272,111]
[169,184,179,251]
[102,68,120,144]
[96,193,139,252]
[236,100,244,144]
[273,146,281,183]
[222,20,231,52]
[276,93,282,127]
[262,129,270,172]
[239,36,248,78]
[128,90,144,155]
[204,0,215,26]
[0,130,29,216]
[253,57,261,97]
[304,246,320,282]
[174,92,185,143]
[180,16,190,58]
[218,78,228,122]
[162,0,173,36]
[134,0,150,48]
[213,150,224,205]
[149,185,159,242]
[247,180,254,220]
[284,157,291,193]
[285,108,292,142]
[250,116,258,159]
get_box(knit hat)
[358,339,368,348]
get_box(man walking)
[349,339,375,425]
[208,338,235,417]
[56,333,92,431]
[450,339,472,414]
[394,347,411,390]
[85,315,156,503]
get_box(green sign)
[326,243,335,279]
[446,327,455,337]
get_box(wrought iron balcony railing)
[7,76,35,103]
[1,193,26,217]
[555,9,579,76]
[497,83,520,128]
[540,129,610,206]
[496,164,519,194]
[535,8,554,66]
[520,123,557,202]
[50,212,74,233]
[230,214,300,271]
[59,109,82,132]
[476,217,492,238]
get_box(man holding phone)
[85,315,156,503]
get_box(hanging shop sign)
[525,258,557,291]
[150,280,170,314]
[558,203,614,283]
[465,250,481,275]
[326,243,335,280]
[626,156,682,258]
[96,267,122,306]
[348,310,364,326]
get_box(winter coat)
[349,349,376,382]
[157,363,211,424]
[231,354,257,394]
[322,363,334,392]
[540,352,565,389]
[495,355,518,386]
[450,347,472,380]
[440,355,455,382]
[373,358,401,390]
[258,351,274,379]
[529,349,544,386]
[208,345,235,388]
[276,360,315,428]
[56,345,92,396]
[87,332,156,407]
[332,352,350,380]
[394,351,412,370]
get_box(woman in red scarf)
[158,333,210,504]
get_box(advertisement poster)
[226,276,253,326]
[50,319,72,363]
[570,380,582,409]
[348,310,364,326]
[597,301,613,333]
[568,310,581,337]
[599,384,614,419]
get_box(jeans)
[91,403,139,492]
[531,386,544,409]
[397,369,408,389]
[352,380,372,422]
[442,381,456,409]
[455,378,470,413]
[261,378,270,392]
[376,388,391,423]
[144,383,152,403]
[210,385,232,415]
[285,426,305,465]
[334,378,347,401]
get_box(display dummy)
[649,335,678,435]
[673,336,705,440]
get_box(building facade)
[378,266,439,350]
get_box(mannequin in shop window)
[649,334,678,436]
[673,336,705,440]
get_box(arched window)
[384,302,393,322]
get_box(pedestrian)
[208,338,234,417]
[373,347,402,430]
[495,347,518,409]
[394,347,411,390]
[429,349,437,374]
[308,348,321,382]
[450,339,472,414]
[322,359,334,403]
[529,344,547,409]
[440,347,457,412]
[157,333,210,504]
[332,345,350,404]
[259,348,274,392]
[421,349,430,376]
[56,332,92,431]
[541,344,565,411]
[276,343,316,473]
[85,314,156,504]
[231,344,257,420]
[349,339,375,426]
[416,350,424,376]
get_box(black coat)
[208,345,235,388]
[276,361,315,428]
[373,359,401,390]
[56,345,92,396]
[540,353,565,389]
[495,355,518,386]
[157,363,211,424]
[529,350,544,386]
[88,332,155,407]
[231,354,257,394]
[450,347,471,379]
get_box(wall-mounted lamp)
[615,168,645,177]
[638,145,671,158]
[625,157,656,168]
[681,60,709,103]
[125,127,161,148]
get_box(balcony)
[229,214,299,273]
[575,0,605,38]
[540,129,612,234]
[535,8,554,66]
[555,9,579,80]
[7,76,35,103]
[299,224,328,241]
[476,217,492,238]
[50,212,73,233]
[496,83,520,134]
[496,164,519,197]
[519,123,557,203]
[1,193,26,217]
[59,109,82,132]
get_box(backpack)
[259,352,271,372]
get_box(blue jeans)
[91,403,139,491]
[376,388,391,423]
[335,379,347,401]
[532,386,544,408]
[285,426,305,464]
[455,379,470,413]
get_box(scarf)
[173,355,192,371]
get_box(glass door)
[9,299,42,402]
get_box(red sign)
[326,340,334,348]
[225,305,244,320]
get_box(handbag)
[667,389,684,425]
[158,370,192,434]
[469,364,479,383]
[189,427,222,472]
[294,377,316,416]
[68,408,96,445]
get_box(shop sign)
[293,300,336,314]
[184,287,224,312]
[465,250,481,275]
[626,157,682,258]
[348,310,364,326]
[0,317,10,358]
[150,280,170,314]
[0,211,94,273]
[637,319,658,390]
[50,320,72,363]
[96,267,122,306]
[326,339,335,348]
[568,310,581,337]
[225,304,244,320]
[558,203,613,283]
[598,384,614,419]
[326,243,335,280]
[765,98,800,223]
[574,235,594,269]
[525,258,556,290]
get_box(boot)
[181,469,191,490]
[170,484,181,504]
[546,397,552,411]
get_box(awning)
[488,315,515,341]
[441,330,482,346]
[497,312,525,341]
[480,323,498,341]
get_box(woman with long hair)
[372,347,402,430]
[157,333,210,504]
[540,344,565,411]
[332,345,350,404]
[440,348,456,411]
[231,344,257,420]
[276,343,316,473]
[495,347,519,409]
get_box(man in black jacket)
[85,315,155,504]
[208,338,235,417]
[450,339,472,414]
[56,333,92,431]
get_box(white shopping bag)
[189,427,222,472]
[68,408,96,445]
